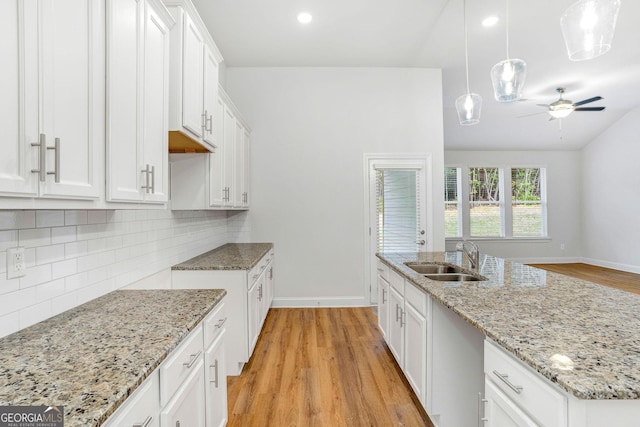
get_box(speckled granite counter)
[377,251,640,400]
[172,242,273,270]
[0,289,226,426]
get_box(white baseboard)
[507,256,582,264]
[580,257,640,275]
[271,296,368,308]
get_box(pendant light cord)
[463,0,470,94]
[505,0,510,59]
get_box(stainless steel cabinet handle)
[207,114,213,134]
[216,317,227,328]
[258,284,263,301]
[31,133,47,181]
[133,416,152,427]
[202,110,207,132]
[492,370,523,394]
[400,310,406,327]
[46,137,60,183]
[269,267,273,279]
[141,164,151,193]
[395,304,400,322]
[183,350,202,368]
[382,288,387,304]
[150,165,155,194]
[376,268,385,273]
[477,392,488,426]
[211,360,219,387]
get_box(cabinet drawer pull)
[377,268,385,273]
[492,370,523,394]
[133,416,152,427]
[210,359,219,388]
[31,133,47,181]
[47,137,60,183]
[382,288,387,304]
[215,317,227,328]
[183,350,202,368]
[477,393,488,426]
[400,310,406,327]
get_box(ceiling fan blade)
[536,104,550,107]
[517,111,549,118]
[573,96,603,106]
[575,106,606,111]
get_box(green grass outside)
[445,204,543,237]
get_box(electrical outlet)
[560,243,565,251]
[7,247,26,279]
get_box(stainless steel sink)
[422,273,482,282]
[405,262,463,275]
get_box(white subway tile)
[65,210,88,226]
[19,264,52,289]
[0,312,20,339]
[0,287,37,315]
[19,300,52,330]
[87,210,107,224]
[0,251,5,273]
[36,210,65,228]
[52,259,77,280]
[0,230,19,251]
[35,278,65,303]
[65,240,88,259]
[88,267,107,285]
[51,226,77,244]
[65,271,88,292]
[0,274,20,295]
[25,248,36,268]
[36,244,65,265]
[17,211,36,229]
[51,292,78,318]
[18,228,51,248]
[0,212,18,230]
[87,238,107,254]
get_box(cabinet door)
[388,286,404,365]
[181,12,204,139]
[242,128,250,207]
[161,359,206,427]
[202,44,219,148]
[39,0,103,199]
[141,0,170,202]
[103,371,160,427]
[377,275,390,339]
[485,379,537,427]
[222,104,236,206]
[106,0,144,202]
[205,331,228,427]
[0,0,38,196]
[233,120,244,207]
[247,277,261,355]
[208,96,225,207]
[404,302,427,404]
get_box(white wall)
[581,107,640,273]
[0,209,249,338]
[226,67,445,306]
[444,150,582,262]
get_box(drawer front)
[484,340,567,427]
[404,282,428,317]
[388,268,405,295]
[376,259,389,281]
[160,326,204,406]
[103,370,160,427]
[203,301,227,349]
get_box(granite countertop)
[172,242,273,271]
[0,289,226,426]
[377,251,640,400]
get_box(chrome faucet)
[456,240,479,270]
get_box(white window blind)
[376,169,421,252]
[444,167,462,237]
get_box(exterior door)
[365,156,430,304]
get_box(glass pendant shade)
[490,58,526,102]
[455,93,482,126]
[560,0,621,61]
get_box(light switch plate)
[7,247,26,279]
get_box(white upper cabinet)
[165,0,221,153]
[0,0,104,201]
[106,0,173,203]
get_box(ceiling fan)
[520,88,606,120]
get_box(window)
[444,166,547,239]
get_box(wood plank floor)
[528,263,640,295]
[227,307,434,427]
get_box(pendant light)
[490,0,526,102]
[560,0,621,61]
[456,0,482,126]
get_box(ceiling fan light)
[490,58,526,102]
[560,0,621,61]
[456,93,482,126]
[548,108,573,119]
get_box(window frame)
[445,164,549,241]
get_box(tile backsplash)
[0,209,250,338]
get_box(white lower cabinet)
[103,299,227,427]
[387,285,405,364]
[403,291,428,404]
[247,275,262,355]
[484,379,538,427]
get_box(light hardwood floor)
[528,263,640,295]
[227,307,434,427]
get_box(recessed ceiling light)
[297,12,312,24]
[482,16,499,27]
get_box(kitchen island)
[0,289,225,426]
[377,251,640,426]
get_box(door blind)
[375,169,421,252]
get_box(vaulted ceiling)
[193,0,640,150]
